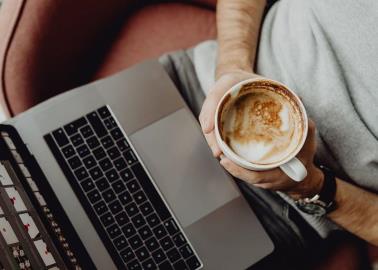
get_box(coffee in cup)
[215,78,308,182]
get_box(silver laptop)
[0,60,273,269]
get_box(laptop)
[0,60,273,270]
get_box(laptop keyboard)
[44,106,202,270]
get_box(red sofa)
[0,0,376,269]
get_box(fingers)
[204,131,222,157]
[219,156,283,185]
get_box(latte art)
[220,84,304,165]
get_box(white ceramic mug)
[214,78,308,182]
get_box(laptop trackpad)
[130,108,240,227]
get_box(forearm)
[329,179,378,245]
[216,0,266,78]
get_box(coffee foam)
[220,82,304,165]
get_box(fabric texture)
[189,0,378,237]
[0,0,216,116]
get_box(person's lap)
[158,50,326,269]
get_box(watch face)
[299,203,327,216]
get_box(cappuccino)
[218,81,305,165]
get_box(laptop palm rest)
[129,108,240,227]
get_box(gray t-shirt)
[193,0,378,237]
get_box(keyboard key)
[131,214,146,229]
[164,219,179,236]
[100,212,115,227]
[87,111,107,138]
[107,146,120,160]
[120,247,135,262]
[87,136,100,149]
[106,224,121,239]
[122,223,136,238]
[112,180,126,194]
[140,202,154,216]
[120,168,133,182]
[127,259,142,270]
[99,157,112,171]
[87,190,101,204]
[114,157,127,171]
[146,213,160,228]
[97,106,111,119]
[138,225,153,240]
[126,179,140,194]
[117,138,130,152]
[118,191,133,205]
[152,249,166,264]
[64,117,87,136]
[110,128,123,141]
[101,135,114,149]
[113,235,128,251]
[89,166,103,180]
[62,145,75,158]
[109,200,122,215]
[77,144,90,158]
[79,125,94,138]
[70,133,84,147]
[167,248,181,263]
[93,146,106,160]
[52,128,69,147]
[114,211,129,226]
[95,177,109,191]
[132,163,170,221]
[135,246,149,261]
[105,169,119,183]
[160,236,174,251]
[93,200,108,216]
[68,156,82,170]
[142,258,157,270]
[83,155,96,169]
[102,188,116,203]
[129,234,143,250]
[74,167,89,181]
[133,190,147,205]
[173,234,187,248]
[173,260,189,270]
[153,225,167,240]
[80,178,95,192]
[146,237,159,252]
[160,261,174,270]
[124,149,138,165]
[104,117,116,130]
[179,245,194,259]
[125,202,138,217]
[186,256,201,270]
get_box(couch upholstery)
[0,0,376,269]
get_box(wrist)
[216,64,253,80]
[216,50,253,79]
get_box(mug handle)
[280,157,307,182]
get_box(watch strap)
[318,165,337,208]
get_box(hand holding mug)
[199,72,324,198]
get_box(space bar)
[131,163,170,221]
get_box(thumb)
[199,90,225,133]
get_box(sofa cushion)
[94,3,216,79]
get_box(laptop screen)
[0,125,94,269]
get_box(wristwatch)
[295,165,337,217]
